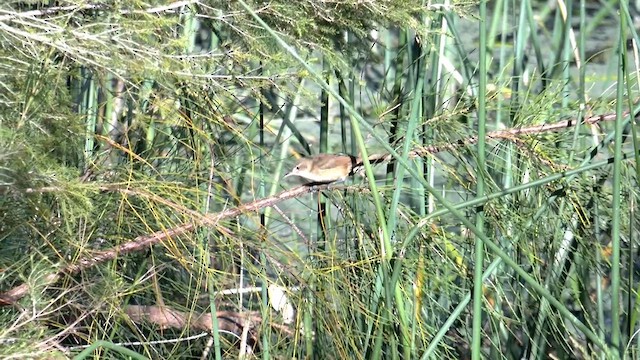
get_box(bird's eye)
[295,165,300,170]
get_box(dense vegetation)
[0,0,638,359]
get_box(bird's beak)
[284,171,294,178]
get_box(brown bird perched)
[284,154,360,184]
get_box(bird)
[284,154,360,184]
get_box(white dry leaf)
[268,284,295,324]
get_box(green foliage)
[0,0,638,359]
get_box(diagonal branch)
[0,184,320,306]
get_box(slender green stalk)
[524,0,546,80]
[386,52,422,254]
[624,1,640,352]
[595,201,606,360]
[387,30,405,189]
[314,57,331,354]
[512,0,529,99]
[610,9,627,353]
[423,11,440,214]
[203,152,222,360]
[531,2,580,357]
[181,4,197,54]
[383,46,424,359]
[82,69,97,169]
[318,57,330,249]
[492,2,510,353]
[471,1,487,358]
[205,241,223,360]
[578,1,610,357]
[258,62,271,360]
[102,75,115,138]
[486,0,501,51]
[140,79,155,151]
[304,287,314,358]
